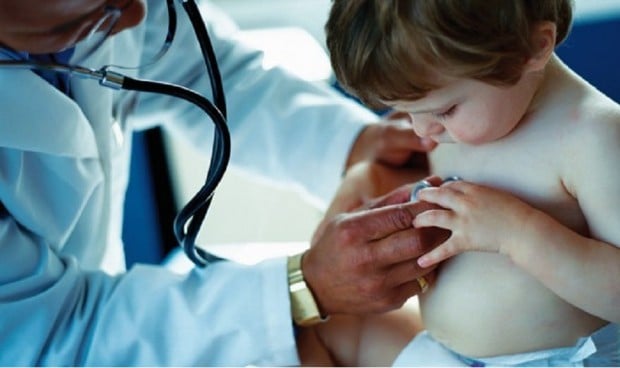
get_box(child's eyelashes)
[433,105,457,120]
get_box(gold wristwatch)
[287,252,328,326]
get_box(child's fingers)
[416,186,464,211]
[417,241,457,268]
[412,208,454,230]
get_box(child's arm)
[540,109,620,323]
[507,204,620,323]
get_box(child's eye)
[434,105,457,119]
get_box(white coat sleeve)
[0,210,298,366]
[128,0,379,207]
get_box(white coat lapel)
[0,69,99,158]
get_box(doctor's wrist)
[287,252,329,327]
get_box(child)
[300,0,620,366]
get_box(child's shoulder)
[578,88,620,137]
[564,88,620,180]
[551,58,619,129]
[558,83,620,200]
[556,65,620,139]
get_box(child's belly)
[419,252,606,357]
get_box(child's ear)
[524,21,557,73]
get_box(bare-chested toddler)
[297,1,620,366]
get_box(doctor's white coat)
[0,1,377,365]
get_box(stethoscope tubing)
[0,0,231,267]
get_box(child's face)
[386,76,536,145]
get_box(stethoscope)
[0,0,227,267]
[410,176,463,202]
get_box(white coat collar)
[0,66,100,159]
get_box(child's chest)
[428,140,588,235]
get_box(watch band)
[287,252,328,326]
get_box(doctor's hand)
[346,112,437,171]
[302,187,450,315]
[321,161,430,223]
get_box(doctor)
[0,0,442,365]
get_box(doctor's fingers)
[374,124,437,165]
[362,185,411,210]
[368,225,450,268]
[393,270,438,302]
[381,258,438,290]
[361,268,438,313]
[343,200,443,242]
[315,181,441,246]
[350,122,435,169]
[363,176,444,210]
[379,115,437,150]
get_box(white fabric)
[393,324,620,367]
[0,0,377,365]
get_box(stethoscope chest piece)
[410,176,462,202]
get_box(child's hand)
[414,180,534,267]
